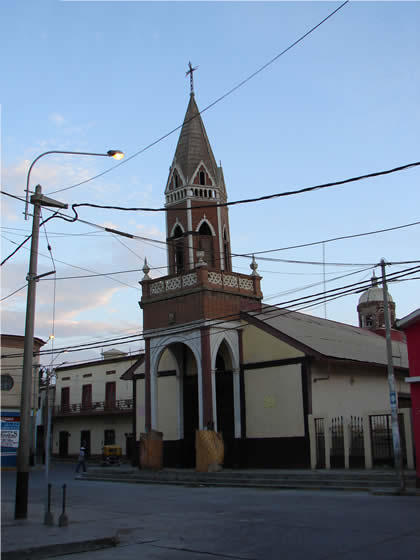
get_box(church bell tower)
[139,69,263,466]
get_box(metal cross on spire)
[186,61,198,94]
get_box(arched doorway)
[215,341,235,467]
[155,342,199,468]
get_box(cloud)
[49,113,65,127]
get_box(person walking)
[76,445,87,473]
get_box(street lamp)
[16,148,123,520]
[24,149,124,220]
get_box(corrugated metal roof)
[245,305,408,369]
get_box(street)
[2,462,420,559]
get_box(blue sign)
[390,391,397,406]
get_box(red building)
[397,309,420,486]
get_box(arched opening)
[198,221,214,267]
[157,342,199,468]
[173,225,184,274]
[199,170,206,185]
[215,340,235,467]
[223,228,231,271]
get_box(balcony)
[141,267,263,302]
[53,399,133,417]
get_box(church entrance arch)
[215,340,235,467]
[151,339,201,468]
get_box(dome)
[358,286,393,305]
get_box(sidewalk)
[1,500,120,560]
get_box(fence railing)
[53,399,133,416]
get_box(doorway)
[215,353,235,467]
[183,372,198,467]
[80,430,91,458]
[59,431,69,457]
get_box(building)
[1,334,45,468]
[52,349,142,460]
[397,309,420,486]
[133,89,414,470]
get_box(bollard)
[58,484,69,527]
[44,483,54,526]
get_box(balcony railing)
[53,399,133,416]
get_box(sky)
[1,0,419,367]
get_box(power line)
[233,220,420,257]
[1,234,140,291]
[0,284,28,302]
[69,161,420,215]
[45,1,350,197]
[3,189,419,270]
[3,264,418,360]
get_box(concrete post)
[363,413,373,469]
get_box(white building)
[52,349,143,459]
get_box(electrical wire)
[3,189,419,270]
[69,161,420,215]
[233,220,420,257]
[45,1,350,197]
[0,284,28,302]
[3,263,418,360]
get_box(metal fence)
[330,416,345,468]
[369,414,407,467]
[315,418,325,469]
[349,416,364,468]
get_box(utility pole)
[380,258,405,492]
[15,185,67,519]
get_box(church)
[124,84,413,471]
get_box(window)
[82,384,92,410]
[198,222,214,267]
[1,374,14,391]
[104,429,115,445]
[105,382,116,409]
[199,170,205,185]
[61,387,70,412]
[223,229,230,271]
[173,225,184,274]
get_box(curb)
[2,536,119,560]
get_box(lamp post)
[24,149,124,220]
[15,148,124,520]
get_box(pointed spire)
[171,94,219,186]
[142,257,151,281]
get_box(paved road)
[2,462,420,559]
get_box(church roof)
[244,305,408,369]
[171,94,222,190]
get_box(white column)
[211,369,217,431]
[308,415,317,469]
[217,205,224,270]
[233,368,241,438]
[197,362,203,430]
[363,413,373,469]
[150,362,158,430]
[187,198,194,270]
[176,365,183,439]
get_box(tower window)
[199,171,205,185]
[173,173,179,189]
[223,229,231,271]
[366,315,374,327]
[198,222,214,267]
[173,225,184,274]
